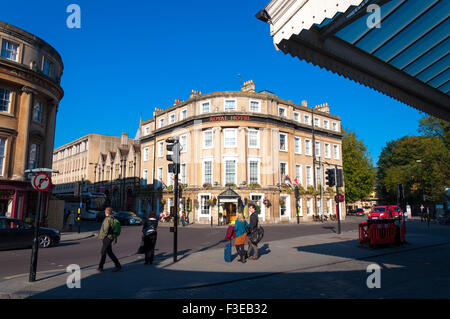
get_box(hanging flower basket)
[279,198,286,206]
[263,198,271,208]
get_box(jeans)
[99,238,121,269]
[247,240,258,258]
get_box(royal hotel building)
[0,22,63,221]
[139,80,345,224]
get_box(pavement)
[1,219,449,299]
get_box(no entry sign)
[32,172,51,191]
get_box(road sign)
[31,173,51,192]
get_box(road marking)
[4,268,68,280]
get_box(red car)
[388,205,404,219]
[356,208,365,216]
[368,206,393,220]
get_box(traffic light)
[336,169,344,187]
[77,208,81,221]
[166,138,181,174]
[325,168,335,187]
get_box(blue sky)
[1,0,424,164]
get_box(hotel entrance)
[218,187,241,225]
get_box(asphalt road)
[0,217,364,282]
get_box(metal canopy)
[258,0,450,120]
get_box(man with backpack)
[246,203,260,260]
[97,207,122,272]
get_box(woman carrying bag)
[233,212,249,263]
[140,211,159,265]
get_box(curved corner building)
[0,21,64,221]
[140,80,345,224]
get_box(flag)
[284,175,294,188]
[294,178,299,186]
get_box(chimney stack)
[241,80,255,92]
[121,132,128,147]
[190,90,202,99]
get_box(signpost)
[26,168,58,283]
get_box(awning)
[257,0,450,120]
[218,187,241,203]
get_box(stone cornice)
[0,60,64,101]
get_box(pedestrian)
[233,212,249,263]
[97,207,122,272]
[181,211,186,227]
[246,203,259,260]
[142,210,158,265]
[67,210,75,231]
[420,204,425,222]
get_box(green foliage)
[342,128,376,203]
[377,117,450,204]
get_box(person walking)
[246,203,259,260]
[233,212,249,263]
[97,207,121,272]
[142,211,158,265]
[67,210,75,232]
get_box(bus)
[55,192,107,220]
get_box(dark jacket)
[142,217,158,236]
[249,212,259,233]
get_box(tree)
[342,128,376,204]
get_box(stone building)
[0,21,64,221]
[139,80,345,224]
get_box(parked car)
[0,217,60,250]
[113,211,143,226]
[347,209,357,216]
[388,205,404,219]
[368,206,394,220]
[355,208,365,216]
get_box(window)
[278,107,286,118]
[280,194,290,218]
[279,133,287,151]
[224,129,237,148]
[1,40,18,62]
[325,143,331,158]
[307,198,313,215]
[201,101,210,114]
[169,113,176,124]
[203,160,212,184]
[144,147,149,161]
[180,134,187,153]
[328,198,332,215]
[0,138,6,176]
[144,127,150,135]
[316,166,322,186]
[200,195,211,216]
[28,144,39,170]
[333,144,340,160]
[295,164,302,186]
[280,162,287,182]
[43,58,53,76]
[305,139,312,156]
[181,109,187,120]
[158,141,164,157]
[203,129,213,149]
[304,114,311,125]
[143,169,148,185]
[293,111,300,122]
[158,118,165,128]
[249,159,260,184]
[224,99,236,111]
[157,167,163,181]
[332,122,339,131]
[33,102,42,123]
[294,137,301,154]
[314,117,320,127]
[315,141,321,157]
[249,100,260,112]
[0,88,11,112]
[225,160,236,185]
[168,171,174,186]
[306,165,313,186]
[180,163,186,184]
[323,120,330,130]
[248,129,259,149]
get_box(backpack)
[111,218,121,239]
[249,226,264,245]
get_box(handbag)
[136,239,145,254]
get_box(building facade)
[0,21,64,221]
[52,133,141,212]
[139,80,345,224]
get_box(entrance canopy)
[257,0,450,120]
[218,187,241,203]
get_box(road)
[0,217,363,282]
